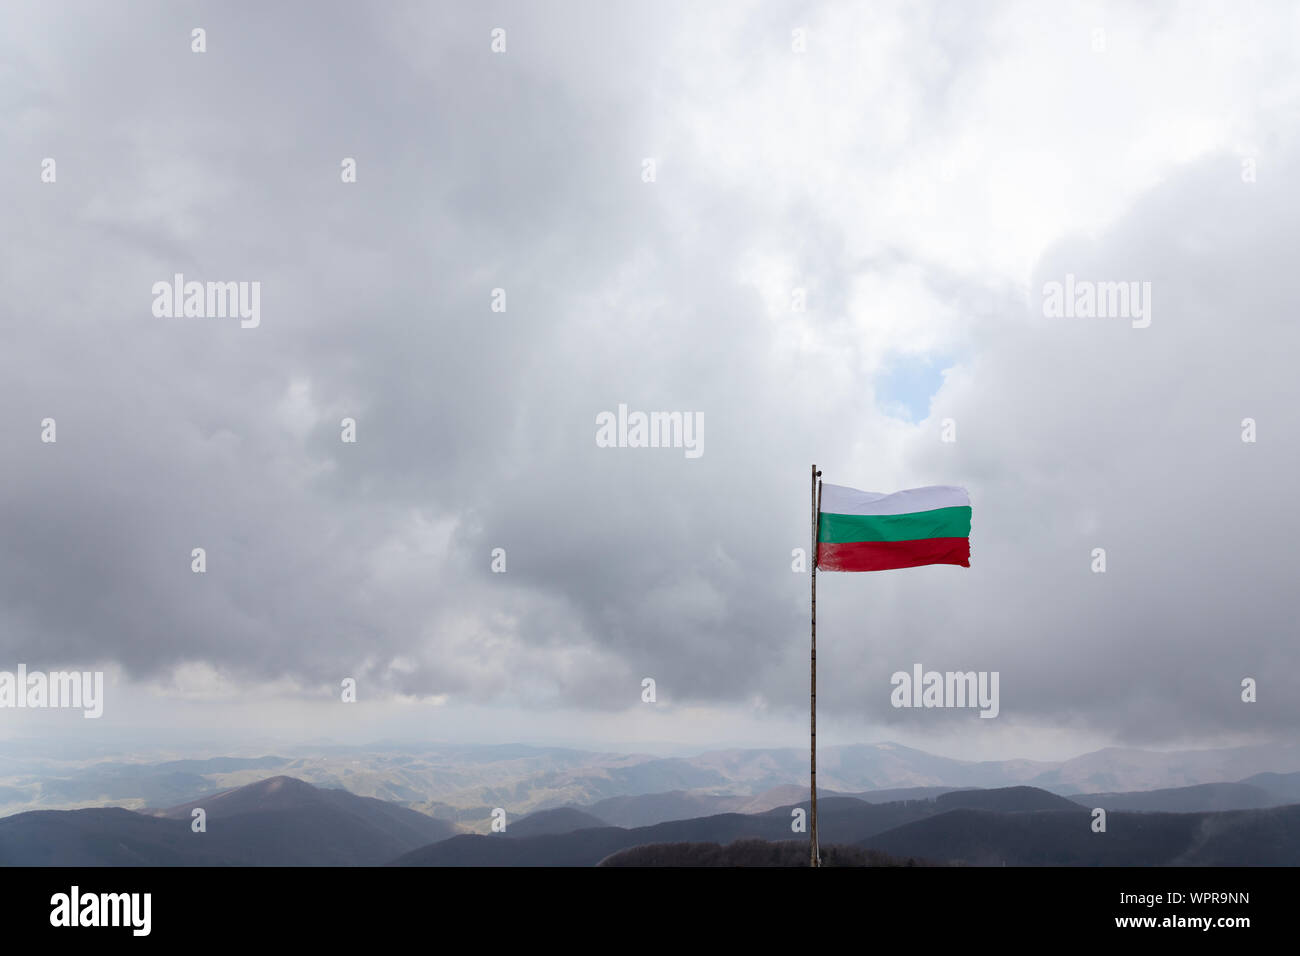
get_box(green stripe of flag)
[818,506,972,543]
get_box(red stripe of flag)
[817,537,970,572]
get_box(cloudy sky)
[2,0,1297,762]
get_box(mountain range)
[5,740,1300,824]
[3,772,1298,866]
[0,776,452,866]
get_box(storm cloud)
[2,0,1297,752]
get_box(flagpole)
[810,464,822,867]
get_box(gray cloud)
[1,0,1296,751]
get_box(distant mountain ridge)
[0,775,453,866]
[859,804,1300,866]
[4,740,1299,821]
[3,774,1298,867]
[393,785,1300,867]
[507,807,608,837]
[1070,782,1276,813]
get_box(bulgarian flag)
[816,484,971,572]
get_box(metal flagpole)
[810,464,822,867]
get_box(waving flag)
[816,483,971,572]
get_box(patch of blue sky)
[875,352,954,423]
